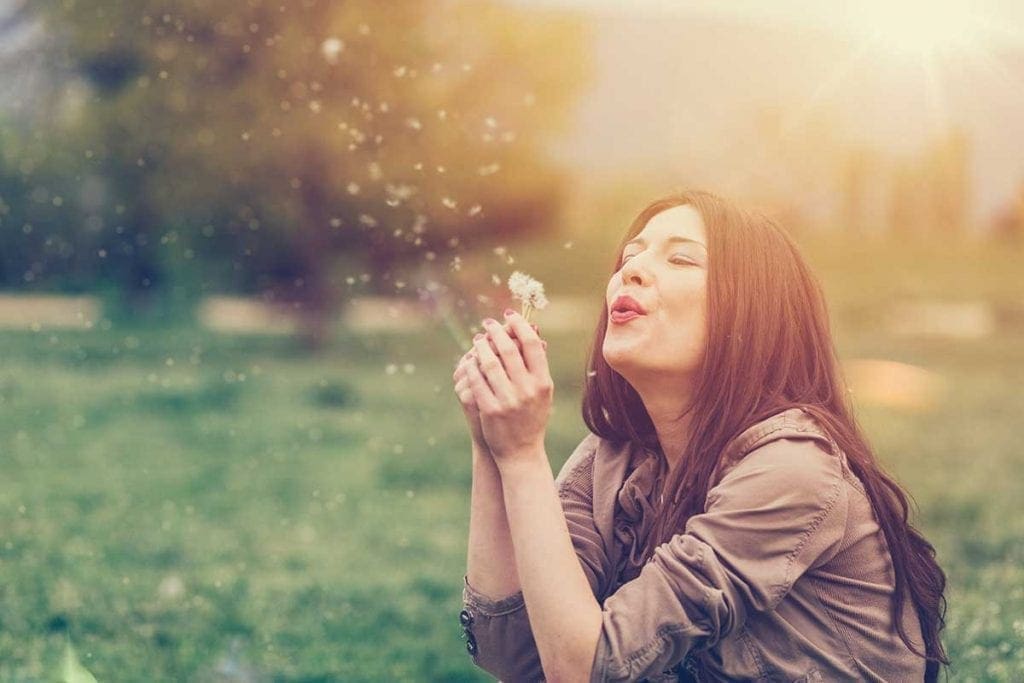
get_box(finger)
[505,320,539,340]
[501,310,548,376]
[472,331,517,403]
[453,351,474,381]
[481,317,530,384]
[464,350,500,414]
[455,377,476,406]
[500,322,527,354]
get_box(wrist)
[472,443,501,477]
[495,445,550,479]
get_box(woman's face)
[603,204,709,387]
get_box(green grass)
[0,237,1022,680]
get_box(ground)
[0,235,1021,680]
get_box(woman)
[451,190,948,682]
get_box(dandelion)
[508,271,548,322]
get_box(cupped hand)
[463,310,553,467]
[452,317,543,454]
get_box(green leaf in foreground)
[60,638,98,683]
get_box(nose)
[620,252,649,286]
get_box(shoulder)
[708,408,846,510]
[713,408,842,480]
[554,431,636,497]
[554,432,601,492]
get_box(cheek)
[663,286,708,349]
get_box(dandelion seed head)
[507,271,548,320]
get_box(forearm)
[466,443,521,598]
[500,450,603,682]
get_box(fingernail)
[483,318,497,326]
[474,333,484,340]
[541,340,547,348]
[504,308,515,317]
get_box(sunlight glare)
[853,1,990,59]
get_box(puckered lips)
[610,294,647,324]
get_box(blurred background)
[0,0,1022,680]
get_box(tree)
[1,0,591,344]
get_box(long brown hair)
[581,190,948,679]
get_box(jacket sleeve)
[460,433,612,682]
[589,437,849,683]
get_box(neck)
[633,382,695,475]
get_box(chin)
[602,348,638,376]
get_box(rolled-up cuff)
[460,575,543,681]
[462,574,527,616]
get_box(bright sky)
[510,0,1024,52]
[508,0,1024,225]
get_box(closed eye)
[620,253,698,266]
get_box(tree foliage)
[0,0,590,334]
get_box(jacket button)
[459,609,473,627]
[466,633,478,656]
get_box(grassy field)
[1,236,1022,681]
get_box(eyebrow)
[622,235,707,251]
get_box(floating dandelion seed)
[507,271,548,322]
[319,37,344,64]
